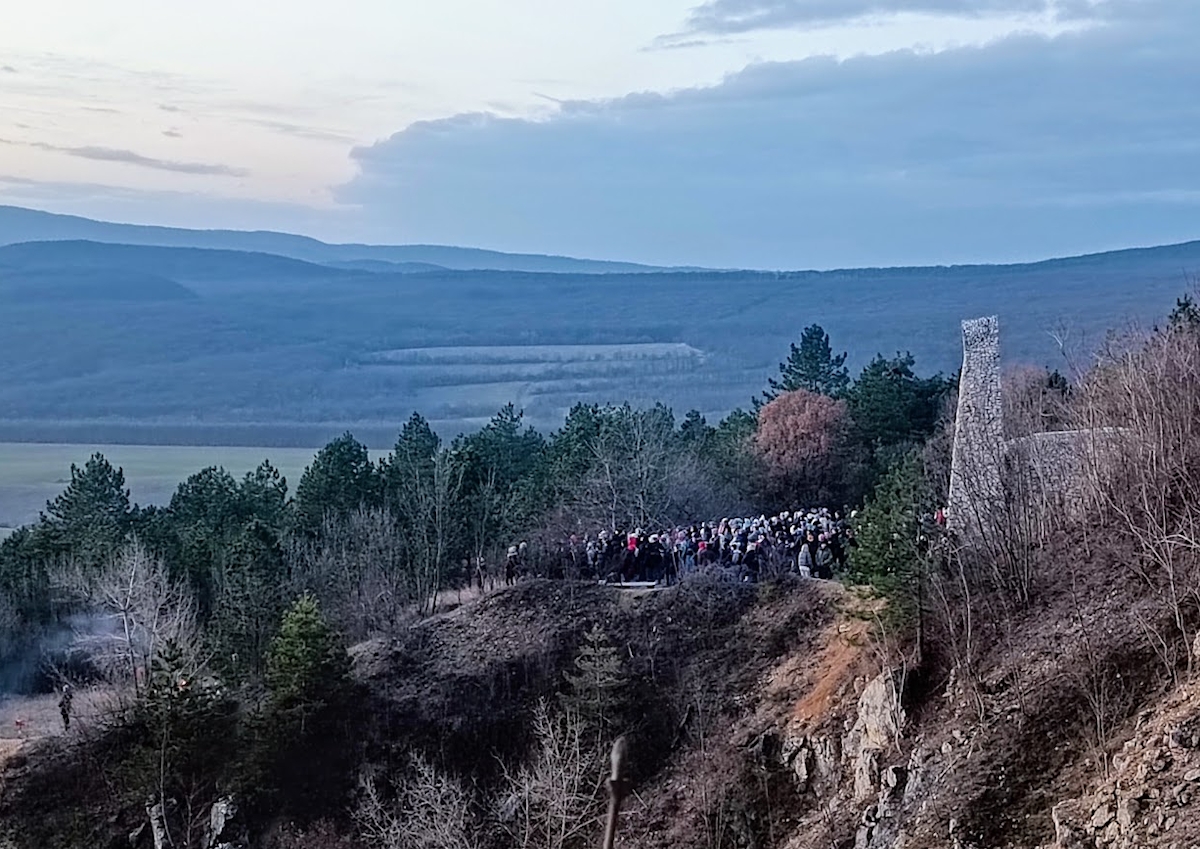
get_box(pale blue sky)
[2,0,1196,268]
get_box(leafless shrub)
[267,820,363,849]
[673,674,738,849]
[356,754,478,849]
[1063,573,1136,777]
[1002,365,1070,440]
[924,545,983,716]
[949,397,1050,607]
[1070,323,1200,680]
[930,364,1069,705]
[497,701,606,849]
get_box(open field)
[3,238,1197,434]
[0,442,383,534]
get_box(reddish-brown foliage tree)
[754,389,853,508]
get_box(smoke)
[0,611,120,696]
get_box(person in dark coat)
[644,534,665,582]
[505,545,519,586]
[814,536,835,580]
[59,683,74,732]
[740,540,762,583]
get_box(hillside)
[4,566,1197,849]
[0,233,1199,443]
[0,206,674,274]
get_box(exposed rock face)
[847,670,906,754]
[145,801,170,849]
[1038,686,1200,849]
[1051,799,1090,849]
[855,748,882,802]
[206,796,239,849]
[844,668,905,802]
[781,734,841,796]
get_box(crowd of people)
[501,508,859,587]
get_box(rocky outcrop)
[781,733,841,796]
[844,669,905,806]
[779,666,918,849]
[145,800,171,849]
[206,796,241,849]
[847,670,906,753]
[1039,685,1200,849]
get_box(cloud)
[645,35,742,51]
[11,139,247,176]
[238,118,355,144]
[339,0,1200,268]
[679,0,1103,32]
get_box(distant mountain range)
[1,204,1198,448]
[0,205,689,274]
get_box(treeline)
[2,325,951,642]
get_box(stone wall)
[946,316,1117,537]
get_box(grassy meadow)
[0,442,386,535]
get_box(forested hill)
[1,221,1199,443]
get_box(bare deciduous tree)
[288,507,408,640]
[565,406,719,532]
[72,540,202,697]
[394,450,465,616]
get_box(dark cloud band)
[22,140,246,176]
[338,1,1200,268]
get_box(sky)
[1,0,1198,268]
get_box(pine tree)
[762,324,850,404]
[136,639,238,831]
[212,519,288,681]
[266,594,351,732]
[41,452,132,569]
[1169,294,1200,331]
[294,433,379,536]
[849,453,931,592]
[261,595,355,817]
[561,624,628,736]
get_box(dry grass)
[0,686,117,742]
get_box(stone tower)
[947,316,1004,535]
